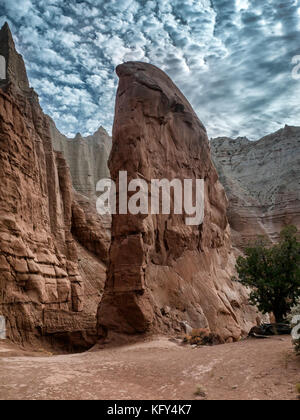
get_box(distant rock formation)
[0,23,109,350]
[211,126,300,248]
[49,118,112,263]
[97,62,261,343]
[49,118,111,199]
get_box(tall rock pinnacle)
[97,61,261,342]
[0,22,30,91]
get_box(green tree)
[235,225,300,323]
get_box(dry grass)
[183,328,220,346]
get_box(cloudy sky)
[1,0,299,139]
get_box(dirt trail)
[0,336,299,400]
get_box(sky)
[0,0,299,139]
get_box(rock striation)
[49,118,111,265]
[211,126,300,248]
[0,23,108,350]
[49,118,111,199]
[97,62,261,343]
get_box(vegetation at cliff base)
[235,225,300,324]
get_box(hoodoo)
[97,61,261,343]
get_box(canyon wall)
[97,62,261,343]
[49,118,112,262]
[49,118,111,199]
[1,24,271,348]
[0,23,108,350]
[211,126,300,248]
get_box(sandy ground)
[0,335,299,400]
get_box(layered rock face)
[49,118,111,261]
[97,62,261,343]
[0,24,108,350]
[211,126,300,248]
[49,118,111,199]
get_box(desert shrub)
[194,385,207,398]
[183,328,220,346]
[235,225,300,323]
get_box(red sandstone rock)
[72,192,110,265]
[97,62,261,343]
[0,23,107,350]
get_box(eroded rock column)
[97,62,260,342]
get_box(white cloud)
[236,0,249,12]
[2,0,32,18]
[38,48,69,67]
[57,73,83,85]
[59,16,74,26]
